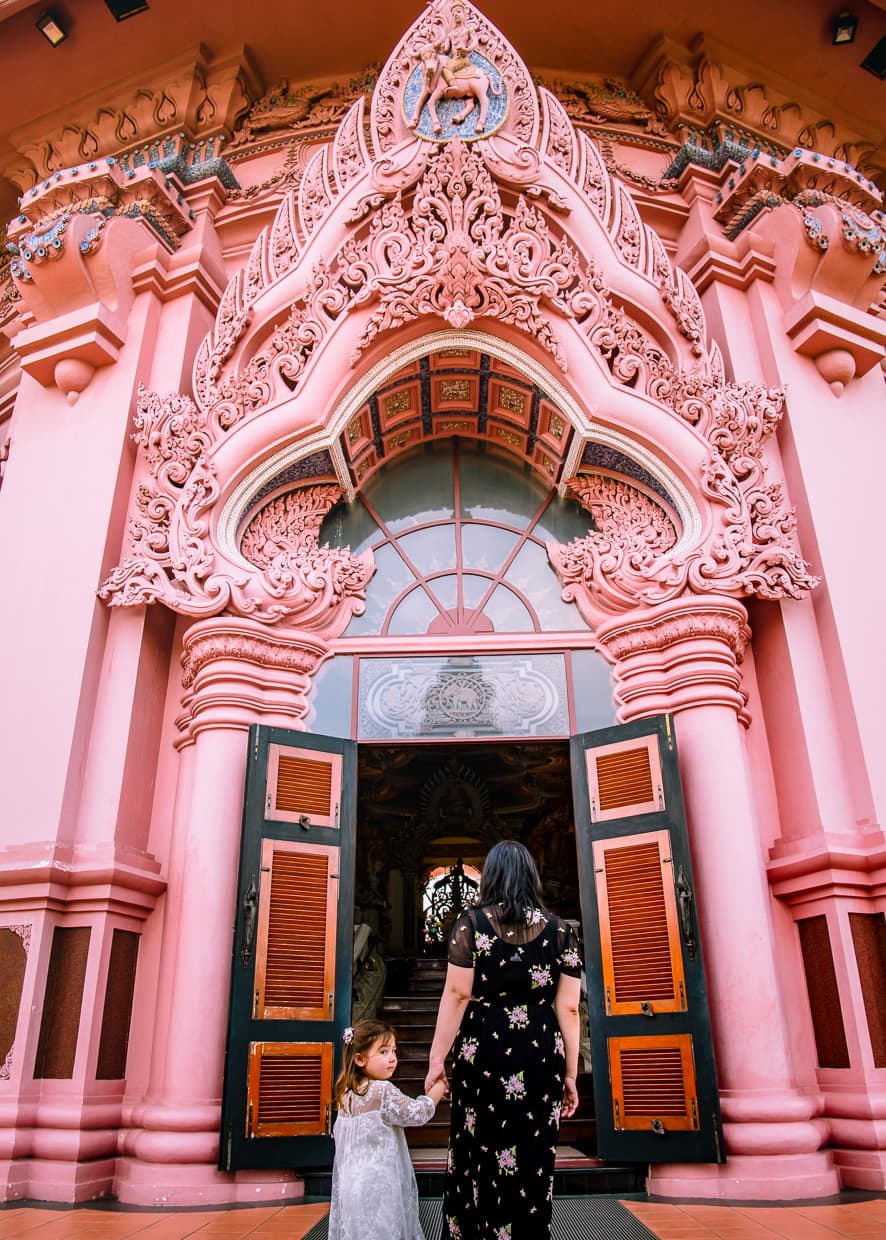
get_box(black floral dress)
[442,905,582,1240]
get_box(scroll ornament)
[99,386,374,628]
[549,381,818,623]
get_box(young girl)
[328,1019,447,1240]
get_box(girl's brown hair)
[333,1019,396,1108]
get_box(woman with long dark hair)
[424,840,582,1239]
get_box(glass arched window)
[322,440,594,637]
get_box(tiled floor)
[624,1198,886,1239]
[0,1198,884,1240]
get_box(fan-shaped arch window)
[322,440,594,637]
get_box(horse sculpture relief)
[408,1,502,135]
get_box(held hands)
[425,1060,449,1100]
[561,1076,579,1120]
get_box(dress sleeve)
[556,920,583,977]
[379,1081,436,1128]
[447,908,476,968]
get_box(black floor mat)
[301,1195,659,1239]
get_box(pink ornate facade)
[1,0,885,1208]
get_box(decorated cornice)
[99,385,374,629]
[2,48,258,193]
[635,37,885,183]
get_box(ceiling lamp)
[35,10,68,45]
[103,0,149,19]
[831,10,859,44]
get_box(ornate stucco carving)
[548,378,818,622]
[547,77,671,138]
[348,139,598,367]
[548,475,679,614]
[99,387,374,628]
[228,71,378,148]
[101,0,818,633]
[371,0,539,154]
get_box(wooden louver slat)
[254,841,338,1021]
[586,734,663,822]
[609,1034,699,1132]
[265,744,342,828]
[596,748,654,812]
[593,831,686,1016]
[246,1042,333,1138]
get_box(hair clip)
[343,1026,354,1044]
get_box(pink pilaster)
[114,617,330,1205]
[597,596,838,1199]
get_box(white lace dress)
[328,1078,436,1240]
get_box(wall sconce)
[832,10,859,44]
[860,36,886,79]
[103,0,149,18]
[35,10,68,45]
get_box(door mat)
[302,1196,658,1239]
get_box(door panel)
[220,726,356,1171]
[572,715,723,1164]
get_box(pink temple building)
[1,0,885,1208]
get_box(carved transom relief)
[99,0,818,638]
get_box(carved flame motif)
[548,476,680,615]
[99,387,374,627]
[352,139,601,367]
[240,487,375,608]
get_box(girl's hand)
[425,1060,448,1095]
[561,1076,579,1119]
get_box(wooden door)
[220,726,356,1170]
[571,715,724,1164]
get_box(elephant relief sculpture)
[408,1,502,135]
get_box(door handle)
[675,865,697,960]
[241,875,258,967]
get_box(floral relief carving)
[548,375,817,623]
[349,138,603,368]
[240,485,375,609]
[548,475,679,615]
[100,389,374,629]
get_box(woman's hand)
[425,1059,448,1096]
[561,1076,579,1119]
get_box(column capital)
[174,616,331,745]
[595,595,751,722]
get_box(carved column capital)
[174,616,331,746]
[595,596,751,723]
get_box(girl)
[328,1019,447,1240]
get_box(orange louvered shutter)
[246,1042,334,1138]
[571,715,723,1163]
[594,831,686,1016]
[254,841,338,1021]
[221,726,357,1172]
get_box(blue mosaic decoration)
[404,52,507,143]
[117,135,240,191]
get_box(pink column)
[115,617,331,1206]
[596,595,838,1200]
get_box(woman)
[424,841,582,1240]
